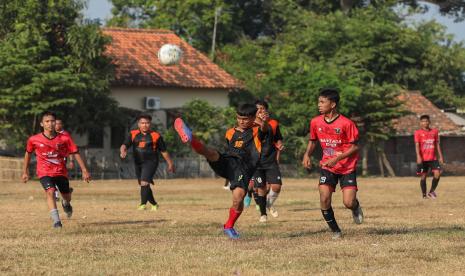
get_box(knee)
[343,199,355,209]
[320,197,331,209]
[272,186,281,193]
[45,189,55,197]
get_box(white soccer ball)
[157,44,183,66]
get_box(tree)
[0,0,119,150]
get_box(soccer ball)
[157,44,183,66]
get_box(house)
[71,28,242,166]
[384,91,465,175]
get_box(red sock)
[224,207,242,229]
[191,137,204,153]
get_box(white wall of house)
[111,87,230,110]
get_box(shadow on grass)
[84,219,168,226]
[368,225,464,236]
[288,207,321,212]
[281,229,329,238]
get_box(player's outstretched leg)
[174,118,220,161]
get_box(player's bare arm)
[120,144,128,159]
[255,110,270,132]
[161,151,175,173]
[415,142,422,164]
[436,139,444,164]
[73,153,91,182]
[302,140,316,169]
[322,144,359,167]
[22,151,32,183]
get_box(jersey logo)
[234,141,243,148]
[334,128,341,134]
[256,177,263,184]
[138,141,146,148]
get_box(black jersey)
[123,129,167,164]
[224,126,268,172]
[258,119,283,169]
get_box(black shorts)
[135,161,158,184]
[319,169,357,192]
[39,176,71,193]
[417,160,441,175]
[253,166,282,188]
[208,154,252,191]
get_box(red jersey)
[26,133,78,178]
[309,114,359,174]
[414,128,439,161]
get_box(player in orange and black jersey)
[251,100,285,222]
[174,103,270,239]
[120,114,174,211]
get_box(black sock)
[420,179,427,196]
[253,191,260,206]
[140,185,149,205]
[351,199,360,211]
[256,195,267,216]
[431,177,440,192]
[321,207,341,233]
[147,186,157,205]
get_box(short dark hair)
[236,103,257,117]
[40,111,56,120]
[420,115,430,121]
[137,114,152,121]
[319,88,340,106]
[255,99,269,110]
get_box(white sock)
[267,190,279,208]
[50,209,61,224]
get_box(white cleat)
[332,231,343,240]
[259,215,267,223]
[268,206,279,218]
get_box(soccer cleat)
[352,204,364,224]
[137,204,147,211]
[244,194,251,207]
[223,182,231,190]
[61,201,73,219]
[332,231,342,240]
[151,204,159,211]
[268,206,279,218]
[53,221,63,229]
[259,215,267,223]
[174,118,193,143]
[423,195,427,199]
[427,192,437,199]
[223,228,240,240]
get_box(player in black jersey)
[174,103,270,239]
[120,114,175,211]
[252,100,284,222]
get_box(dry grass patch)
[1,177,465,275]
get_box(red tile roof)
[393,91,461,135]
[102,28,242,89]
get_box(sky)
[83,0,465,43]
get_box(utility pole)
[211,6,222,61]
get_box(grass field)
[1,176,465,275]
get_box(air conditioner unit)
[145,97,161,110]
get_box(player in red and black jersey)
[174,103,270,239]
[302,88,363,239]
[251,100,284,222]
[414,115,444,199]
[120,114,175,211]
[22,111,91,228]
[54,118,74,201]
